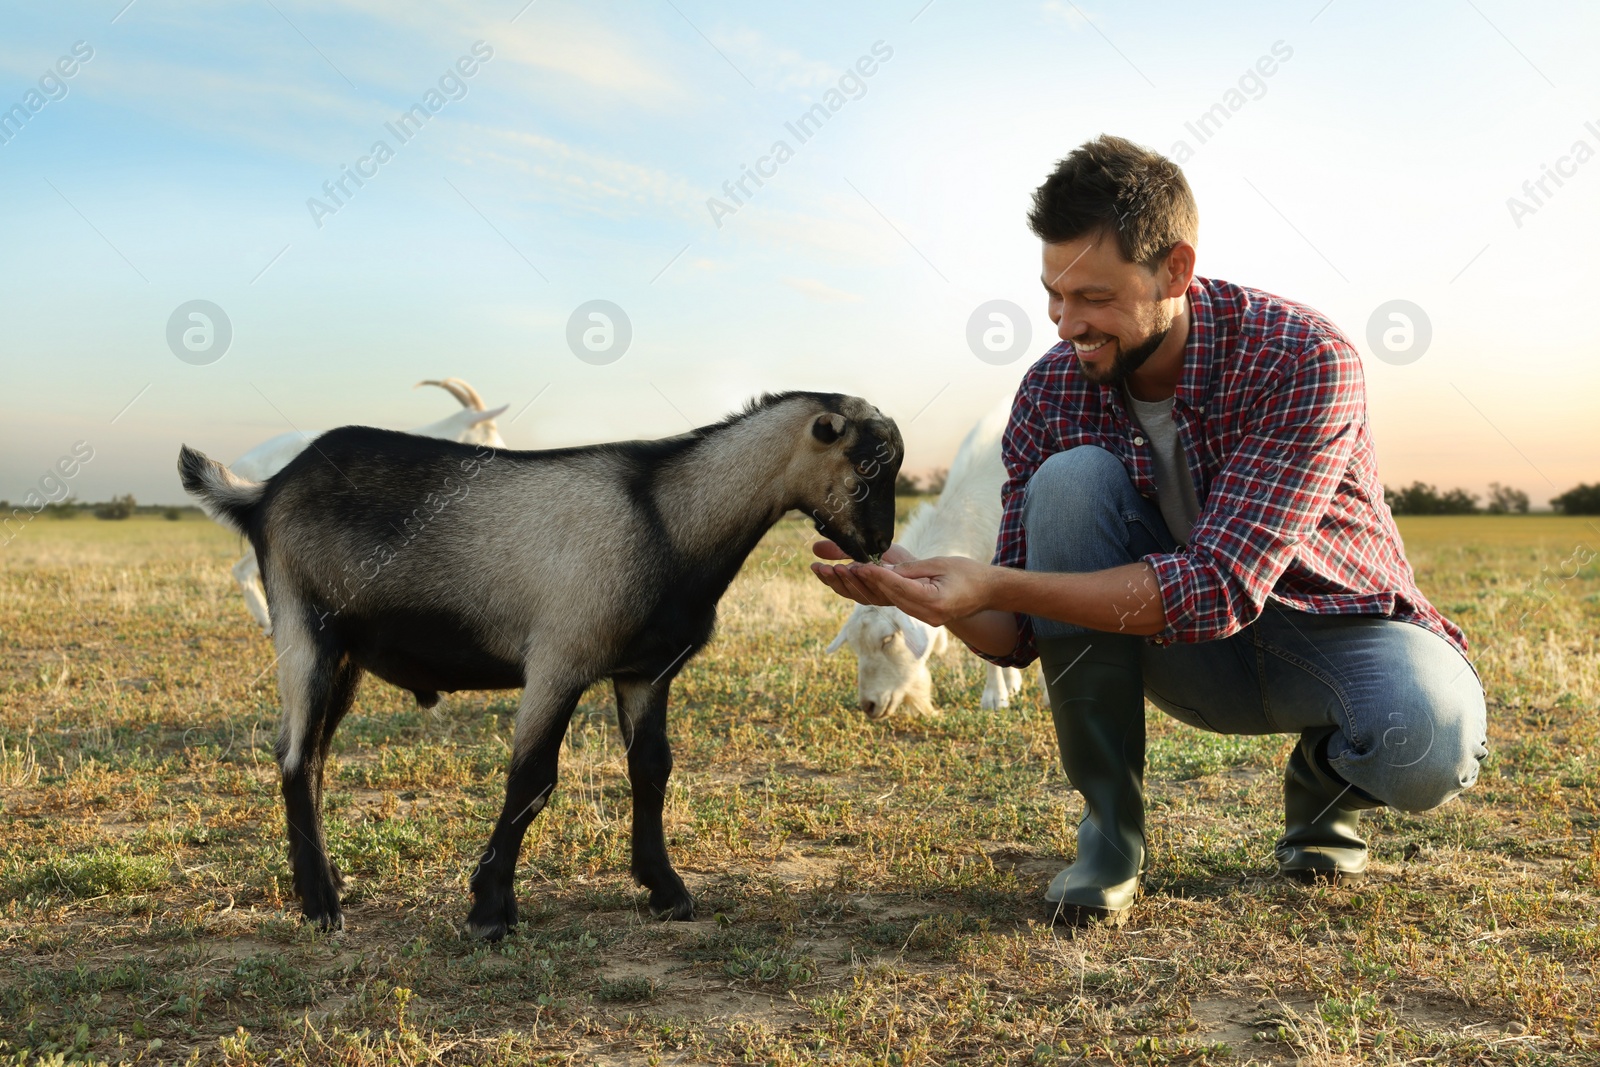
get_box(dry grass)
[1,509,1597,1064]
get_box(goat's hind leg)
[466,680,583,940]
[615,675,693,920]
[275,613,362,930]
[233,550,273,635]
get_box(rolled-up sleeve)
[1146,338,1364,643]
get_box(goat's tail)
[177,445,264,535]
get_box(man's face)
[1041,233,1180,387]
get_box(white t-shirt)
[1123,389,1202,546]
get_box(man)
[812,135,1488,927]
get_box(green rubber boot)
[1275,728,1382,884]
[1037,633,1147,927]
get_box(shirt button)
[1133,436,1146,446]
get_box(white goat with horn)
[826,400,1026,719]
[225,379,508,634]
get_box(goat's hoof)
[301,906,344,932]
[465,891,517,941]
[648,887,695,922]
[296,874,343,931]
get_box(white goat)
[827,400,1026,719]
[226,378,508,634]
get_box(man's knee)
[1027,446,1125,506]
[1335,681,1488,813]
[1023,446,1162,579]
[1023,446,1131,537]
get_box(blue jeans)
[1024,446,1488,812]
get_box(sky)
[1,0,1597,507]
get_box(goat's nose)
[860,698,878,719]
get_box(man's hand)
[811,540,996,627]
[811,537,1169,643]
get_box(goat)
[226,379,508,635]
[826,400,1026,719]
[178,391,901,938]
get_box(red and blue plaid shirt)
[980,275,1466,668]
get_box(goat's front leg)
[466,681,582,940]
[614,675,693,920]
[982,662,1007,709]
[1004,665,1026,701]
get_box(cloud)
[464,127,704,222]
[69,56,377,163]
[495,18,685,102]
[320,0,689,104]
[1040,2,1096,29]
[709,27,843,93]
[782,276,863,303]
[731,191,910,267]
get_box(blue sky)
[2,0,1597,506]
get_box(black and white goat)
[178,391,901,938]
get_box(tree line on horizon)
[0,495,195,521]
[1384,481,1600,516]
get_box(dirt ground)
[1,512,1597,1063]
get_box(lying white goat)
[227,378,508,634]
[827,400,1026,719]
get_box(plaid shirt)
[979,275,1466,669]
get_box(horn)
[442,377,487,411]
[415,379,475,409]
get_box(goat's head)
[826,604,942,719]
[412,379,508,447]
[789,395,903,563]
[457,407,507,448]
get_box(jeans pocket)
[1144,685,1279,735]
[1142,638,1275,735]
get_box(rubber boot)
[1275,728,1383,884]
[1037,633,1147,927]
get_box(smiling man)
[812,135,1488,926]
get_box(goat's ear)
[825,624,849,654]
[471,404,509,425]
[891,608,933,659]
[812,412,847,445]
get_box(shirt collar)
[1095,276,1217,416]
[1175,277,1220,412]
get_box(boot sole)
[1279,866,1367,887]
[1047,898,1136,928]
[1046,876,1142,928]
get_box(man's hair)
[1028,134,1198,269]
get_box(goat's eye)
[881,634,895,647]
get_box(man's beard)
[1079,304,1175,386]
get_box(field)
[1,510,1598,1065]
